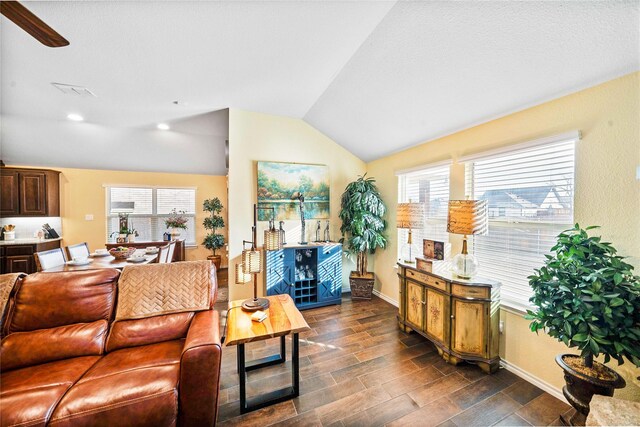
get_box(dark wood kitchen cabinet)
[0,240,61,274]
[0,167,60,217]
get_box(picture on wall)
[257,161,330,221]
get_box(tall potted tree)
[526,224,640,426]
[339,175,387,299]
[202,197,225,270]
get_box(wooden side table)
[225,294,310,413]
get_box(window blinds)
[107,187,197,245]
[398,163,451,260]
[465,135,578,311]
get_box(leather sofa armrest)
[179,309,222,427]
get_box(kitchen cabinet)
[265,243,342,310]
[397,262,500,374]
[0,240,62,274]
[0,167,60,217]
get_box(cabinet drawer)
[452,284,490,299]
[406,269,448,292]
[5,245,35,256]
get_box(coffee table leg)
[238,343,247,410]
[292,332,299,396]
[280,335,286,363]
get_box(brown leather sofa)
[0,264,222,427]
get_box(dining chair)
[157,243,171,264]
[66,242,90,260]
[166,241,177,263]
[34,248,67,271]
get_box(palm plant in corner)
[339,174,387,300]
[526,224,640,426]
[202,197,225,270]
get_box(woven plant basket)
[350,272,375,300]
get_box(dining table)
[41,249,158,273]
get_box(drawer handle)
[451,315,455,319]
[422,301,426,305]
[280,254,284,259]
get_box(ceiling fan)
[0,1,69,47]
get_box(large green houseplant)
[339,175,387,299]
[202,197,225,270]
[526,224,640,425]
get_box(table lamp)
[239,204,285,311]
[397,202,425,263]
[447,200,488,278]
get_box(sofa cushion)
[106,312,194,352]
[0,356,100,427]
[1,320,108,371]
[7,270,118,334]
[49,340,183,427]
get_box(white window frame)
[462,131,580,312]
[396,160,452,262]
[105,185,197,245]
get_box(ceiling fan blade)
[1,1,69,47]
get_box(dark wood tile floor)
[216,296,573,427]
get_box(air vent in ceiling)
[51,82,96,97]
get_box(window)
[463,132,578,311]
[106,186,197,245]
[397,162,451,260]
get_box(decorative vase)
[127,234,136,243]
[349,272,375,300]
[171,228,181,240]
[556,354,626,426]
[117,234,127,243]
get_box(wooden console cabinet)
[0,167,60,217]
[397,262,501,373]
[265,243,342,310]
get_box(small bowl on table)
[109,247,136,260]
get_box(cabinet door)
[318,246,341,301]
[1,170,20,216]
[265,249,294,296]
[425,288,448,346]
[6,255,33,274]
[405,281,425,330]
[19,171,47,216]
[451,298,487,357]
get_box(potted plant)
[165,209,188,240]
[202,197,225,270]
[339,174,387,300]
[526,224,640,426]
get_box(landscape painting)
[257,161,330,221]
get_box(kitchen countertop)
[0,237,63,246]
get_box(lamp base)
[241,297,270,312]
[452,253,479,279]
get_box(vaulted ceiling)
[1,1,638,164]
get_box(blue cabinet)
[265,243,342,310]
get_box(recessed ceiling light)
[157,123,170,131]
[67,113,84,122]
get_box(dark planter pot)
[349,272,374,300]
[556,354,626,426]
[207,255,222,271]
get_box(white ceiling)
[1,1,639,166]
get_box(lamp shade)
[242,249,261,273]
[397,203,425,229]
[235,263,252,284]
[447,200,488,236]
[264,229,284,251]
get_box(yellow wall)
[367,72,640,400]
[228,109,367,301]
[12,166,228,264]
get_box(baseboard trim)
[372,289,398,307]
[500,359,567,404]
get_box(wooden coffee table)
[225,294,310,413]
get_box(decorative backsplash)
[0,217,62,239]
